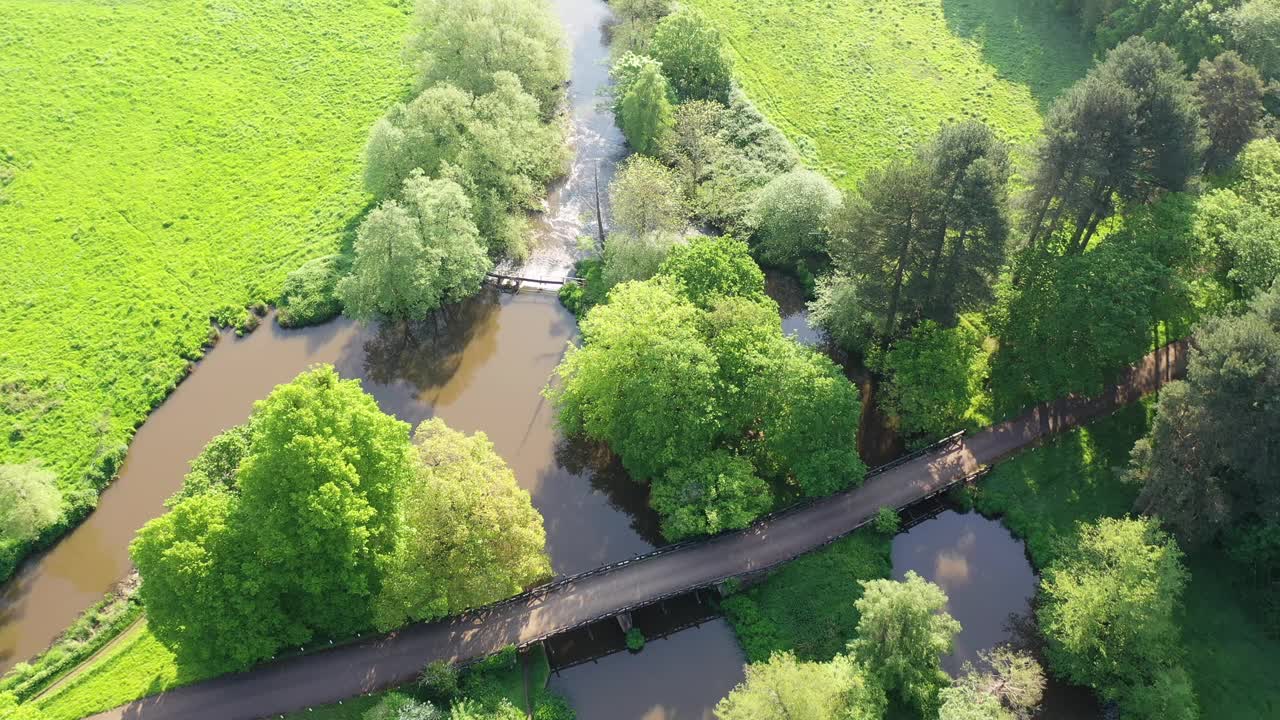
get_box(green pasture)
[0,0,412,553]
[684,0,1093,186]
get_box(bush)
[749,169,842,265]
[872,507,901,536]
[625,627,646,651]
[418,660,460,706]
[278,254,345,328]
[533,694,576,720]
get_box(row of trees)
[715,572,1046,720]
[132,367,550,671]
[549,237,865,540]
[280,0,570,327]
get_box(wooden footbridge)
[86,340,1188,720]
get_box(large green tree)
[657,235,766,309]
[938,647,1045,720]
[619,62,675,156]
[848,571,961,715]
[750,169,842,266]
[608,155,688,239]
[1038,517,1193,720]
[1128,287,1280,543]
[339,174,491,322]
[133,367,416,670]
[1194,52,1266,172]
[408,0,568,117]
[1228,0,1280,80]
[875,320,984,439]
[374,420,550,631]
[649,7,733,103]
[0,461,62,544]
[1193,137,1280,297]
[714,652,885,720]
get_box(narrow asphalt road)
[86,341,1188,720]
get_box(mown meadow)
[0,0,413,572]
[682,0,1094,186]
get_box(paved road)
[87,341,1188,720]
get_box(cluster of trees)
[1038,517,1195,719]
[549,237,864,540]
[280,0,569,327]
[1058,0,1280,78]
[807,34,1278,429]
[131,367,549,671]
[715,573,1045,720]
[1126,287,1279,630]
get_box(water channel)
[1,1,1098,718]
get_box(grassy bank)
[0,0,413,577]
[683,0,1092,187]
[975,403,1280,719]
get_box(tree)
[989,242,1175,411]
[1128,288,1280,543]
[1228,0,1280,80]
[362,75,566,256]
[338,174,491,323]
[649,8,733,103]
[650,450,772,540]
[133,367,416,671]
[750,169,842,266]
[609,0,674,56]
[0,462,62,544]
[715,652,886,720]
[1038,517,1192,718]
[619,62,675,155]
[661,100,727,188]
[657,235,766,309]
[875,320,983,438]
[939,646,1045,720]
[848,571,960,714]
[1195,52,1266,172]
[601,231,682,291]
[408,0,568,117]
[609,155,688,238]
[1193,137,1280,297]
[171,422,253,503]
[808,274,877,353]
[374,419,550,631]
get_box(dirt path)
[84,341,1188,720]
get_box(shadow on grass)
[941,0,1094,110]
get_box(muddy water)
[892,510,1101,718]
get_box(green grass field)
[0,0,412,555]
[684,0,1094,186]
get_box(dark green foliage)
[649,8,733,103]
[1038,517,1194,720]
[1058,0,1234,66]
[1129,288,1280,543]
[656,235,766,308]
[609,0,674,57]
[1225,520,1280,636]
[132,367,415,672]
[990,242,1176,412]
[1195,52,1267,172]
[826,122,1010,346]
[722,531,892,663]
[651,450,771,540]
[278,254,345,328]
[1228,0,1280,80]
[625,627,646,651]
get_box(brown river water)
[1,0,1097,717]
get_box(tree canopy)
[1038,516,1193,720]
[938,647,1045,720]
[619,61,675,155]
[374,420,550,631]
[649,8,733,103]
[608,155,688,239]
[750,168,841,266]
[339,174,491,322]
[714,652,885,720]
[874,320,984,439]
[848,571,960,714]
[0,462,62,544]
[1194,52,1266,172]
[408,0,568,117]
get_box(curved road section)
[89,341,1188,720]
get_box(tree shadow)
[940,0,1094,110]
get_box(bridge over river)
[88,340,1188,720]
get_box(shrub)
[874,320,984,439]
[278,254,345,328]
[872,507,901,536]
[533,694,577,720]
[418,660,460,706]
[625,627,646,651]
[750,170,841,266]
